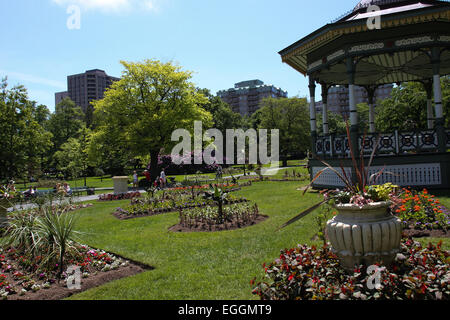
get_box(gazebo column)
[347,58,359,156]
[431,47,446,152]
[321,83,330,135]
[365,86,377,133]
[308,76,317,156]
[423,80,434,130]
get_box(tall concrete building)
[55,69,120,113]
[217,80,288,116]
[315,84,393,118]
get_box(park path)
[8,189,147,212]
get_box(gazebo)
[279,0,450,189]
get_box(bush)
[251,238,449,300]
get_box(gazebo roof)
[279,0,450,85]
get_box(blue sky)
[0,0,359,111]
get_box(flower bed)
[113,195,249,220]
[98,192,141,201]
[0,244,148,300]
[166,182,246,193]
[169,202,268,232]
[251,238,449,300]
[392,188,449,237]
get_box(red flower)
[288,274,294,281]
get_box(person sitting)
[63,182,72,196]
[23,186,35,198]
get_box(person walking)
[133,171,138,190]
[160,169,166,189]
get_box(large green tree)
[258,97,310,166]
[376,78,449,132]
[47,97,84,153]
[54,126,92,185]
[92,60,212,180]
[0,79,52,181]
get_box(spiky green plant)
[37,209,80,278]
[1,211,41,258]
[204,184,229,223]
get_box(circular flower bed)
[113,191,248,220]
[251,238,449,300]
[170,203,267,232]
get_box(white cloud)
[51,0,162,13]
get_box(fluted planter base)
[326,201,402,271]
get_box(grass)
[68,181,323,299]
[66,181,449,300]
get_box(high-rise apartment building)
[316,84,393,118]
[55,69,120,113]
[217,80,288,116]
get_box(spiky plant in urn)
[279,125,402,272]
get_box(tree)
[33,103,51,127]
[0,78,52,181]
[376,79,449,132]
[53,126,92,185]
[92,60,212,181]
[258,97,310,166]
[88,123,133,176]
[197,88,243,133]
[316,111,346,135]
[47,97,84,153]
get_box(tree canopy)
[257,97,310,166]
[92,60,212,180]
[376,78,449,132]
[0,79,52,181]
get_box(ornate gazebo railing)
[315,129,450,158]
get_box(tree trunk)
[282,154,288,168]
[149,150,160,182]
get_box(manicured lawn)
[67,181,449,300]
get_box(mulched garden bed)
[0,246,152,300]
[169,214,268,233]
[400,204,449,238]
[112,199,250,220]
[402,228,449,238]
[169,203,268,233]
[8,263,146,300]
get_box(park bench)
[71,187,95,197]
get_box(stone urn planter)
[326,201,402,271]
